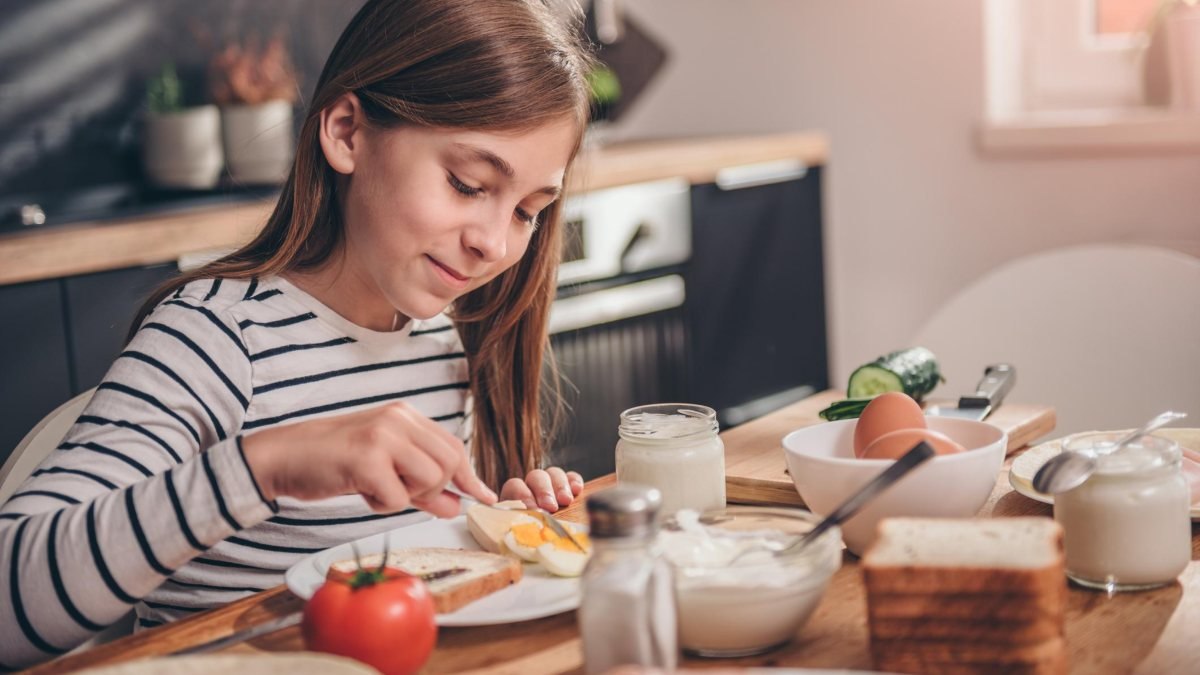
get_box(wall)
[609,0,1200,385]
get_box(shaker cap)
[586,484,662,538]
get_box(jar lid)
[618,403,719,441]
[586,484,662,538]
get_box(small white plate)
[284,516,581,626]
[1009,428,1200,520]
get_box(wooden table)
[31,395,1200,674]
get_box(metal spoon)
[1031,410,1188,495]
[731,441,936,563]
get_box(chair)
[912,243,1200,437]
[0,388,95,503]
[0,387,134,648]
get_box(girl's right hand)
[241,402,496,518]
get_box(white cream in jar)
[1054,433,1191,591]
[616,404,725,515]
[658,507,840,657]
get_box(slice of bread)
[861,517,1066,595]
[875,647,1068,675]
[330,547,522,613]
[867,590,1066,622]
[870,635,1067,667]
[868,615,1063,645]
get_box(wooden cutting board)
[722,390,1057,507]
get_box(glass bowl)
[659,506,841,657]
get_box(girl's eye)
[448,173,483,197]
[515,207,539,229]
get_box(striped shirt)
[0,276,471,668]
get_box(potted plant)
[209,35,299,185]
[142,62,224,189]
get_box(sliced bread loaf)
[867,590,1066,622]
[868,615,1063,645]
[870,635,1067,667]
[331,547,522,613]
[862,517,1065,595]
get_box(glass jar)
[615,403,726,515]
[1054,432,1191,591]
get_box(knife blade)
[169,567,468,656]
[927,364,1015,421]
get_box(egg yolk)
[510,522,545,549]
[546,531,591,552]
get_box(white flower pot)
[221,100,295,185]
[1166,5,1200,111]
[142,105,224,189]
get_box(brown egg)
[860,427,966,460]
[853,392,927,457]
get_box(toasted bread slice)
[331,547,521,613]
[862,518,1065,596]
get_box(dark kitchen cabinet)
[0,279,72,466]
[686,167,829,428]
[0,264,178,467]
[63,264,177,393]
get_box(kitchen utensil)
[1031,410,1188,495]
[733,441,935,563]
[927,364,1016,421]
[445,485,588,553]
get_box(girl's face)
[325,99,578,326]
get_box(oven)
[548,178,691,480]
[547,166,829,481]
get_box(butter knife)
[169,567,467,656]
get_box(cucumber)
[846,347,942,401]
[818,397,873,421]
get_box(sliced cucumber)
[818,397,873,421]
[847,347,942,402]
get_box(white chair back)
[0,388,95,503]
[912,244,1200,436]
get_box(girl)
[0,0,593,667]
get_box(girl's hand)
[500,467,584,512]
[241,402,496,519]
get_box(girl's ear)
[318,92,364,175]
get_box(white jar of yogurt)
[1054,432,1191,591]
[616,403,725,515]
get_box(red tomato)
[302,565,437,675]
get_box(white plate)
[1009,428,1200,520]
[284,515,581,626]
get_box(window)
[1021,0,1158,111]
[982,0,1200,153]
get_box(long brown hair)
[132,0,593,489]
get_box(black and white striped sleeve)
[0,296,276,669]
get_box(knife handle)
[960,364,1015,408]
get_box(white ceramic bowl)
[781,416,1006,555]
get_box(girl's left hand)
[500,467,584,512]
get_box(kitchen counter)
[0,132,828,286]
